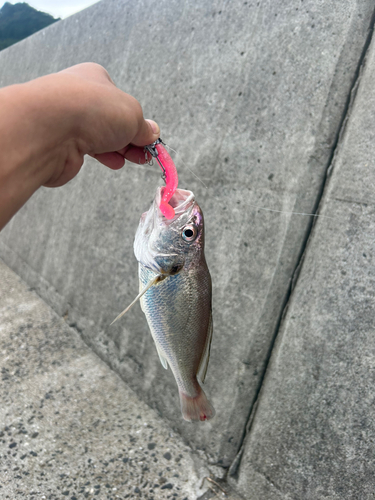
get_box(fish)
[114,186,215,422]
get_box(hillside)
[0,2,59,51]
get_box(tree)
[0,2,59,51]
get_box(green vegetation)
[0,2,59,51]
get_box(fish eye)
[182,224,198,242]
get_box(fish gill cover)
[0,2,59,51]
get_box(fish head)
[134,188,205,276]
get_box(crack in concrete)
[227,4,375,482]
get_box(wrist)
[0,74,85,229]
[1,75,82,184]
[24,73,86,184]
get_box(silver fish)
[114,187,215,422]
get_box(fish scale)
[140,263,211,396]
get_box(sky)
[1,1,99,19]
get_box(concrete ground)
[0,259,223,500]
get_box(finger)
[117,145,152,162]
[94,152,125,170]
[123,146,151,165]
[131,119,160,147]
[116,145,131,157]
[60,62,113,85]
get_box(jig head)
[144,139,179,219]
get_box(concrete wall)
[1,0,374,477]
[231,24,375,499]
[231,26,375,499]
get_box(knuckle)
[126,96,144,127]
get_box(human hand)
[0,63,160,230]
[42,63,160,187]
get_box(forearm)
[0,75,81,230]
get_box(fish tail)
[179,387,215,422]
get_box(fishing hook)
[144,138,166,181]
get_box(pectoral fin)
[197,311,213,384]
[110,274,162,325]
[139,279,145,312]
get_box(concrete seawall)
[1,1,375,497]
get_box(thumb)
[132,119,160,146]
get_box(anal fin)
[197,311,213,384]
[156,346,168,370]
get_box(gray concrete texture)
[231,25,375,499]
[0,258,216,499]
[0,0,374,479]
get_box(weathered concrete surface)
[0,258,219,499]
[232,27,375,500]
[0,0,374,466]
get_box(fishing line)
[230,203,336,219]
[163,143,338,221]
[163,144,209,189]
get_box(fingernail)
[146,119,160,135]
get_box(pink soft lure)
[144,140,179,219]
[154,142,179,219]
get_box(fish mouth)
[134,188,195,274]
[155,188,195,219]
